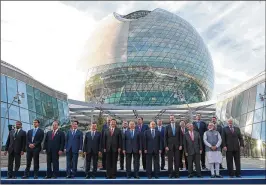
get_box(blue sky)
[1,1,265,101]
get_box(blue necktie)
[32,128,37,137]
[172,124,175,136]
[92,131,95,140]
[131,130,134,139]
[197,122,200,129]
[152,129,155,138]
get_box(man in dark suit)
[212,116,225,170]
[103,119,122,179]
[156,119,166,170]
[179,120,188,170]
[100,116,111,170]
[164,115,183,178]
[65,120,83,178]
[83,123,101,179]
[22,119,44,179]
[184,123,202,178]
[43,121,65,179]
[122,121,142,179]
[192,113,207,169]
[4,121,26,179]
[222,119,244,178]
[120,121,128,170]
[137,117,149,170]
[144,121,162,179]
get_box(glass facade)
[216,80,266,158]
[0,74,70,146]
[84,8,214,106]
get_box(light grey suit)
[183,130,202,176]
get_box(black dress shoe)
[6,176,12,179]
[188,174,193,178]
[197,175,203,178]
[85,175,90,179]
[91,175,95,179]
[155,176,159,179]
[106,177,110,179]
[22,175,29,179]
[229,176,234,178]
[127,176,131,179]
[44,176,51,179]
[148,176,152,179]
[12,176,17,179]
[52,176,57,179]
[66,175,72,178]
[202,166,206,170]
[161,168,166,170]
[100,168,106,170]
[220,166,225,170]
[216,175,223,178]
[175,174,180,178]
[168,174,173,178]
[112,176,116,179]
[211,175,215,178]
[120,168,124,170]
[134,176,140,179]
[34,176,38,179]
[236,175,241,178]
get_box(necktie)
[131,130,134,139]
[52,131,55,140]
[190,131,194,141]
[72,130,76,136]
[92,131,95,140]
[152,129,155,138]
[159,127,161,132]
[14,130,18,138]
[197,122,200,129]
[139,125,142,132]
[110,129,114,136]
[32,128,37,142]
[230,126,234,133]
[172,124,175,136]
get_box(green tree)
[97,111,105,132]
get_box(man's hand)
[211,146,217,151]
[159,150,162,154]
[104,149,106,153]
[179,146,182,150]
[43,150,46,154]
[79,150,82,153]
[118,148,121,153]
[84,152,87,155]
[29,144,35,148]
[58,151,63,155]
[4,151,7,156]
[240,146,244,150]
[144,150,147,154]
[223,147,227,151]
[64,149,67,153]
[98,152,102,156]
[123,150,126,155]
[165,147,169,151]
[139,150,142,155]
[200,150,202,154]
[21,151,24,155]
[185,153,188,157]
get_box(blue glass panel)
[255,82,265,110]
[1,102,7,118]
[253,108,263,123]
[6,77,18,105]
[20,108,29,123]
[261,121,265,141]
[1,117,9,145]
[8,104,20,121]
[252,122,261,140]
[1,75,7,102]
[17,81,28,109]
[22,122,31,132]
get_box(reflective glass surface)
[251,122,261,140]
[253,108,263,123]
[1,75,7,102]
[255,82,265,109]
[6,77,18,105]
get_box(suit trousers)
[102,152,106,169]
[120,152,125,169]
[160,149,165,169]
[167,146,180,175]
[106,148,118,178]
[46,151,59,177]
[179,149,188,169]
[66,150,79,176]
[201,141,206,168]
[86,153,98,176]
[126,153,140,177]
[226,151,241,176]
[24,150,40,176]
[141,150,146,170]
[188,154,201,176]
[7,151,21,177]
[146,152,160,177]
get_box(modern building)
[81,8,214,106]
[1,60,70,146]
[216,71,265,158]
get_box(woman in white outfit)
[203,122,223,178]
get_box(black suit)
[137,124,149,170]
[101,123,109,170]
[143,129,162,177]
[123,129,142,177]
[215,124,224,168]
[120,128,128,169]
[192,120,207,168]
[43,130,65,177]
[183,130,202,176]
[103,127,122,178]
[164,123,183,176]
[24,128,44,176]
[180,127,188,169]
[5,129,26,177]
[83,131,101,177]
[156,126,165,170]
[222,126,244,176]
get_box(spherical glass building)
[82,8,214,106]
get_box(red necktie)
[230,126,234,133]
[110,129,114,136]
[52,131,55,140]
[190,131,194,141]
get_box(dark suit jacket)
[215,124,223,136]
[26,128,44,152]
[222,126,244,151]
[121,128,129,135]
[192,120,207,137]
[164,123,183,150]
[137,124,149,150]
[103,127,122,152]
[156,126,165,147]
[183,131,202,156]
[123,129,142,153]
[180,127,188,147]
[65,129,83,153]
[83,131,101,154]
[5,129,26,153]
[143,129,162,154]
[101,123,109,149]
[43,130,65,153]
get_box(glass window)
[255,82,265,110]
[1,117,9,145]
[35,99,43,115]
[251,122,261,140]
[6,77,18,105]
[1,102,7,118]
[246,111,254,126]
[8,104,20,121]
[226,99,233,119]
[241,90,249,114]
[253,108,263,123]
[263,106,266,121]
[239,114,247,128]
[17,81,28,109]
[29,111,36,125]
[22,123,31,132]
[26,85,36,112]
[244,124,252,136]
[220,100,228,121]
[261,121,265,141]
[20,108,29,123]
[34,88,41,100]
[1,75,7,102]
[247,86,257,112]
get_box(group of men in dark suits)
[4,113,244,179]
